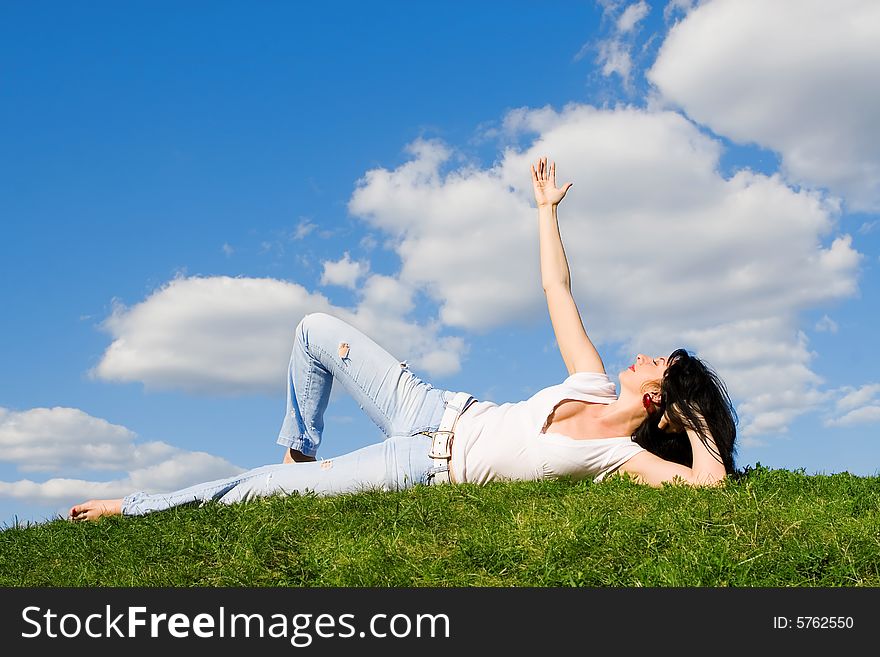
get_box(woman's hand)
[658,402,704,434]
[657,407,679,433]
[531,156,573,208]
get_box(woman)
[69,157,737,521]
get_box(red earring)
[643,393,654,413]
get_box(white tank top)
[451,372,645,485]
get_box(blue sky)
[2,0,879,528]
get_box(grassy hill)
[2,466,878,586]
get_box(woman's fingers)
[531,156,560,185]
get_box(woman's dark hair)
[631,348,738,475]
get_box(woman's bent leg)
[122,435,438,516]
[277,313,447,458]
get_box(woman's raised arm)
[531,156,605,375]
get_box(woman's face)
[620,354,669,394]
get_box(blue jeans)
[122,313,466,516]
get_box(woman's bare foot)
[68,498,123,522]
[282,447,317,464]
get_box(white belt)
[428,391,474,485]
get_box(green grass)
[2,465,878,586]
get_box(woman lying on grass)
[69,157,738,522]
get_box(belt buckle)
[430,469,450,485]
[428,430,454,459]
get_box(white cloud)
[293,218,317,240]
[221,243,234,257]
[0,406,244,505]
[595,0,624,17]
[360,234,378,251]
[320,252,369,289]
[0,406,137,473]
[358,273,414,315]
[804,380,880,429]
[584,1,652,88]
[663,0,697,22]
[814,315,838,334]
[678,320,828,440]
[617,1,650,33]
[834,383,880,414]
[858,221,878,235]
[0,478,130,504]
[825,405,880,428]
[598,39,634,82]
[92,273,465,394]
[649,0,880,212]
[350,139,540,331]
[349,104,861,436]
[93,276,335,394]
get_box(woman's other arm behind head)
[615,417,727,487]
